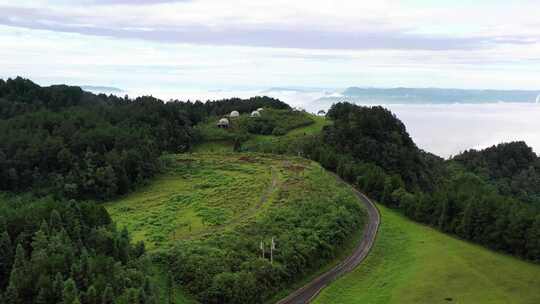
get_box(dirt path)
[276,174,381,304]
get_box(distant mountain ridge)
[334,87,540,104]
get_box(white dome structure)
[230,111,240,118]
[250,110,261,117]
[217,118,230,128]
[257,107,264,111]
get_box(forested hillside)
[324,103,441,191]
[454,142,540,205]
[0,77,294,303]
[0,194,155,304]
[246,102,540,262]
[0,77,287,201]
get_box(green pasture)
[314,205,540,304]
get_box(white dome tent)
[217,118,230,128]
[250,110,261,117]
[230,111,240,118]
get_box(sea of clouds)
[384,103,540,158]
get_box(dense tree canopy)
[325,103,442,191]
[453,141,540,205]
[0,194,156,303]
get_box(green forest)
[1,78,540,304]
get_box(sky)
[1,0,539,93]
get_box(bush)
[272,127,286,136]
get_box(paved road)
[276,176,381,304]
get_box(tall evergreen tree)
[7,244,28,302]
[49,210,63,232]
[0,232,12,288]
[86,285,98,304]
[53,272,64,303]
[102,285,114,304]
[62,278,79,304]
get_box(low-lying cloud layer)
[380,103,540,158]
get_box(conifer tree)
[0,232,12,288]
[86,285,98,304]
[53,273,64,302]
[62,278,79,304]
[102,285,114,304]
[49,210,63,232]
[35,275,53,304]
[7,244,27,302]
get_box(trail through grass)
[314,205,540,304]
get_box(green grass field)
[244,115,329,146]
[314,204,540,304]
[104,153,276,249]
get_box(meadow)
[104,153,275,249]
[314,204,540,304]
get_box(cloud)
[0,5,534,51]
[0,19,484,50]
[52,0,191,4]
[384,103,540,157]
[0,0,539,93]
[0,1,538,51]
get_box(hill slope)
[104,153,366,303]
[314,204,540,304]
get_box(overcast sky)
[1,0,539,92]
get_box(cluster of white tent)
[217,108,264,128]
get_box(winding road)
[276,176,381,304]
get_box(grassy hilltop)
[192,108,328,153]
